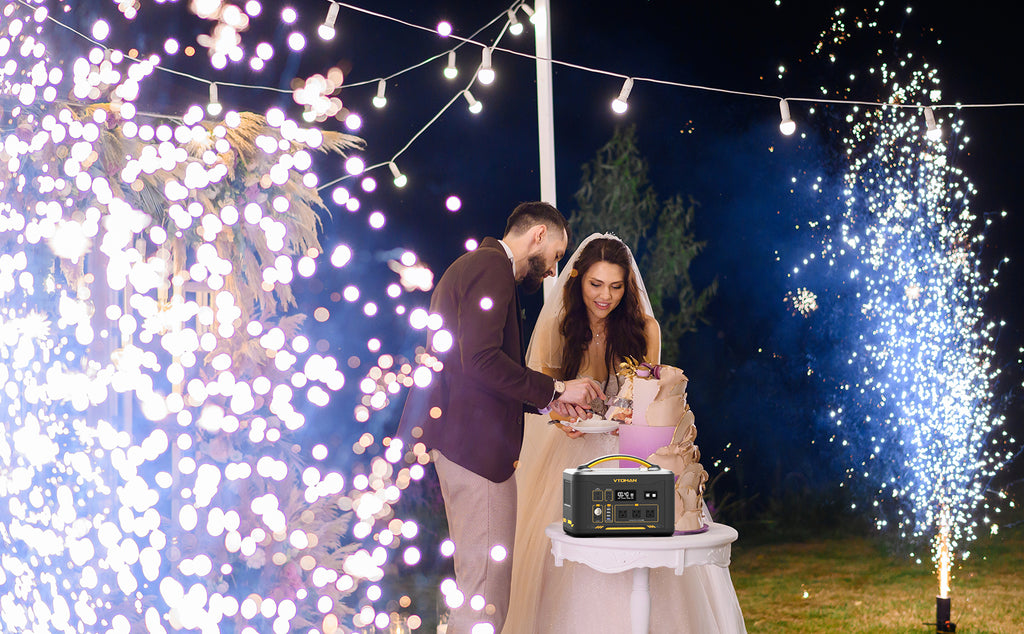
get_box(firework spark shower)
[790,3,1014,585]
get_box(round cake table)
[545,522,740,634]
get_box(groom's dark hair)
[503,201,570,243]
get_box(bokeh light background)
[0,1,444,631]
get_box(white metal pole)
[533,0,560,298]
[534,0,557,206]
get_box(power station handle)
[577,454,655,470]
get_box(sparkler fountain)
[935,508,954,632]
[788,5,1013,630]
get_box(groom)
[398,202,603,633]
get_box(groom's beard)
[518,254,548,294]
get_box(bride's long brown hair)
[559,238,648,380]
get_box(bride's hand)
[552,421,584,439]
[546,409,573,422]
[546,411,584,439]
[550,400,591,420]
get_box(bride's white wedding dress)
[505,374,745,634]
[502,233,745,634]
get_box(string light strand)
[317,12,515,191]
[332,0,1024,112]
[341,2,519,89]
[13,0,293,95]
[18,0,1024,196]
[23,0,1024,115]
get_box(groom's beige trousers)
[432,450,517,634]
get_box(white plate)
[569,420,619,434]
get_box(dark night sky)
[86,1,1023,493]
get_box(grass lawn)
[730,521,1024,633]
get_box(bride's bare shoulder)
[643,314,661,337]
[643,315,661,361]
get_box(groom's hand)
[554,377,606,419]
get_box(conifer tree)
[569,125,717,365]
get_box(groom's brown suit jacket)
[397,237,555,482]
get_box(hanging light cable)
[207,82,222,116]
[779,98,796,135]
[443,50,458,79]
[463,90,483,114]
[924,106,942,140]
[373,79,387,108]
[318,2,339,40]
[478,47,495,85]
[611,77,633,114]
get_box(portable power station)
[562,454,675,537]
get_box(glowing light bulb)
[437,21,453,37]
[443,50,458,80]
[463,90,482,114]
[611,77,633,115]
[373,79,387,108]
[521,4,538,24]
[318,2,339,40]
[477,48,495,85]
[207,83,222,116]
[924,106,941,141]
[508,9,523,35]
[388,162,407,188]
[779,98,796,135]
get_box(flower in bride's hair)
[570,268,579,278]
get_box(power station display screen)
[614,490,636,501]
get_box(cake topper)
[617,356,662,380]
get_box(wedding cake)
[608,360,709,532]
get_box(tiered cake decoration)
[610,358,710,532]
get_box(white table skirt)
[546,522,746,634]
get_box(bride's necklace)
[591,323,607,344]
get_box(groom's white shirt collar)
[497,239,516,277]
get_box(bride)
[504,233,746,634]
